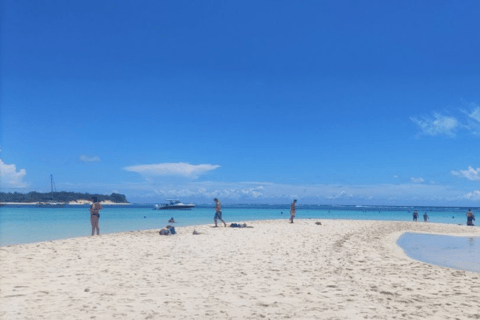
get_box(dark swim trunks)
[214,211,223,220]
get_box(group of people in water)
[412,209,475,226]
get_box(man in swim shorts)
[413,210,418,222]
[214,198,226,227]
[289,199,297,223]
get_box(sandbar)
[1,220,479,319]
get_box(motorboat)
[153,199,195,210]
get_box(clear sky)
[1,1,480,205]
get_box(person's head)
[293,199,297,203]
[469,208,472,211]
[214,198,218,202]
[92,196,98,203]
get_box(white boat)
[153,199,195,210]
[36,175,66,208]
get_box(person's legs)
[91,216,100,235]
[95,218,100,235]
[219,217,226,227]
[91,217,96,236]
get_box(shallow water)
[398,233,480,273]
[0,205,475,246]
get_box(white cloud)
[451,166,480,181]
[0,159,28,188]
[469,107,480,123]
[411,113,459,137]
[463,190,480,200]
[124,162,220,179]
[410,177,425,183]
[393,175,398,178]
[79,154,101,162]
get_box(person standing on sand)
[466,209,475,226]
[423,212,429,222]
[89,196,103,236]
[412,210,418,222]
[289,199,297,223]
[214,198,226,227]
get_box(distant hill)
[0,192,128,203]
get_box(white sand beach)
[1,220,479,319]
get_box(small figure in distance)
[423,212,429,222]
[193,229,202,235]
[466,209,475,226]
[168,217,176,223]
[214,198,226,227]
[89,196,103,236]
[289,199,297,223]
[412,210,418,222]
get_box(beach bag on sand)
[159,229,170,235]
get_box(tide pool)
[398,233,480,273]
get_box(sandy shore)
[1,220,479,319]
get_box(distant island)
[0,192,128,204]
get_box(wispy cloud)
[410,177,425,183]
[411,113,459,137]
[326,190,353,200]
[451,166,480,181]
[463,190,480,200]
[63,179,472,205]
[468,106,480,123]
[124,162,220,179]
[79,154,101,162]
[463,104,480,135]
[0,159,28,188]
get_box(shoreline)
[1,216,478,248]
[1,219,479,319]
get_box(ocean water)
[398,233,480,273]
[0,205,475,247]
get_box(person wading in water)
[289,199,297,223]
[89,196,103,236]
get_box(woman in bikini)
[466,209,475,226]
[89,196,103,236]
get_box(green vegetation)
[0,192,128,203]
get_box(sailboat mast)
[51,174,53,200]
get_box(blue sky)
[1,1,480,205]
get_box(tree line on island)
[0,192,128,203]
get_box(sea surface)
[1,205,478,272]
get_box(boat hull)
[156,205,195,210]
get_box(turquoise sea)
[1,205,478,272]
